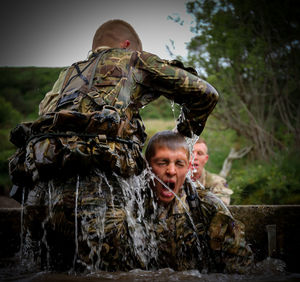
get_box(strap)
[61,56,97,94]
[88,49,110,90]
[26,132,140,149]
[74,63,89,85]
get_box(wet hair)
[145,130,190,162]
[92,19,143,51]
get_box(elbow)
[207,83,219,104]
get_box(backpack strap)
[56,49,110,110]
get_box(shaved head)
[92,19,142,51]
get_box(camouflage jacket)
[9,47,218,198]
[149,179,253,273]
[193,169,233,205]
[22,171,252,272]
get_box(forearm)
[139,54,219,136]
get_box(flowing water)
[1,257,300,281]
[2,108,300,280]
[1,164,300,281]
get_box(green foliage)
[140,96,181,120]
[229,149,300,205]
[0,67,62,119]
[186,0,300,159]
[0,67,63,196]
[0,97,22,128]
[0,65,299,204]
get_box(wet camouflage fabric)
[147,179,253,273]
[193,169,233,205]
[23,171,150,271]
[9,47,220,272]
[9,47,219,190]
[22,172,253,273]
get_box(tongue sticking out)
[161,181,175,198]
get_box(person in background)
[190,138,233,205]
[145,130,253,273]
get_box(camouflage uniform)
[9,47,219,271]
[193,169,233,205]
[148,179,253,273]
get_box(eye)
[176,160,186,167]
[156,160,168,166]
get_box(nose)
[166,163,176,175]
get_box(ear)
[120,40,130,49]
[204,154,209,164]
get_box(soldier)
[9,20,219,271]
[190,138,233,205]
[145,131,253,273]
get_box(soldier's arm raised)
[133,52,219,137]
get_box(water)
[1,258,300,281]
[4,136,300,280]
[73,175,80,269]
[19,187,25,259]
[148,170,205,266]
[185,134,200,180]
[116,172,157,268]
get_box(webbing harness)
[26,132,140,149]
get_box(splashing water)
[116,171,159,269]
[170,100,177,126]
[80,171,108,271]
[185,134,200,180]
[145,165,206,269]
[72,175,80,270]
[19,187,25,259]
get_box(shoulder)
[205,170,230,189]
[205,170,225,183]
[197,188,232,217]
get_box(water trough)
[1,197,300,276]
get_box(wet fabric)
[9,47,219,193]
[23,172,152,271]
[193,169,233,205]
[8,47,220,272]
[22,172,253,273]
[146,179,253,273]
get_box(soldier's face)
[149,146,189,205]
[190,142,209,180]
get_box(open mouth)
[164,181,175,190]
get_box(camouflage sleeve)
[134,52,219,137]
[209,211,254,273]
[38,68,67,115]
[196,190,253,272]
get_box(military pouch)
[9,148,33,187]
[85,106,120,137]
[51,110,90,133]
[10,122,32,148]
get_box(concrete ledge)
[230,205,300,273]
[0,208,22,258]
[1,205,300,273]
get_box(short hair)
[92,19,142,51]
[145,130,190,162]
[195,137,206,145]
[195,137,208,153]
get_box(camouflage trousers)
[23,170,148,271]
